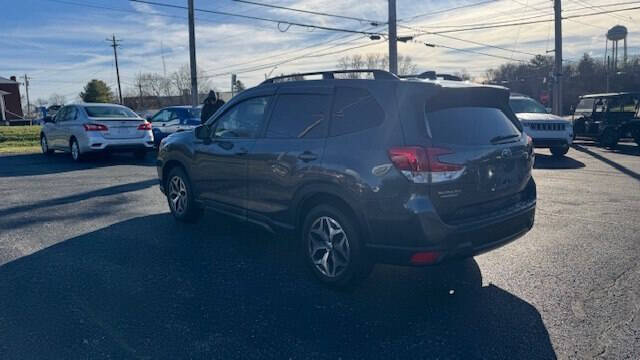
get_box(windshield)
[509,98,548,114]
[84,106,138,118]
[187,108,201,118]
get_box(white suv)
[509,94,573,157]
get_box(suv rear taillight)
[83,123,108,131]
[388,146,465,184]
[137,122,152,131]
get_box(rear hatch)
[89,118,147,139]
[394,85,534,224]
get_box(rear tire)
[550,145,569,157]
[166,167,202,223]
[599,128,619,148]
[302,204,373,288]
[40,135,54,155]
[70,138,83,162]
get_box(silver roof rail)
[261,69,399,84]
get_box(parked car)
[40,103,154,161]
[571,92,640,147]
[156,70,536,287]
[509,94,573,157]
[148,105,202,146]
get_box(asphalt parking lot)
[0,141,638,359]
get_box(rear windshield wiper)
[490,134,520,144]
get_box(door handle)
[298,151,318,162]
[235,147,249,155]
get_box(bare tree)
[171,64,212,97]
[48,94,67,105]
[337,53,416,76]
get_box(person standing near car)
[200,91,225,124]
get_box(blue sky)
[2,0,639,103]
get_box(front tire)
[166,167,202,223]
[550,145,569,157]
[302,204,372,288]
[41,135,53,155]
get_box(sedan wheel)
[70,139,82,161]
[308,216,351,278]
[41,136,53,155]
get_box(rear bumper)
[366,202,535,266]
[80,132,155,152]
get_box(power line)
[129,0,384,36]
[230,0,384,25]
[397,24,541,57]
[408,5,640,36]
[398,0,500,23]
[416,40,529,63]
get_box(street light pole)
[388,0,398,74]
[188,0,198,107]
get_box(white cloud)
[2,0,638,102]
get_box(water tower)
[605,25,628,72]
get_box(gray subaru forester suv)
[156,70,536,287]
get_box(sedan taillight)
[388,146,465,184]
[83,123,108,131]
[137,122,152,131]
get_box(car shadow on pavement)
[0,213,556,360]
[534,153,585,170]
[572,144,640,182]
[0,152,156,178]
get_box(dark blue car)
[148,106,202,146]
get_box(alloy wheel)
[308,216,351,278]
[168,176,188,216]
[71,141,79,161]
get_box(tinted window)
[330,87,384,136]
[55,107,68,122]
[64,107,78,121]
[152,109,170,122]
[425,107,521,145]
[509,98,547,114]
[266,94,328,138]
[575,98,595,113]
[214,96,271,139]
[85,106,137,118]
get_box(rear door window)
[266,94,329,138]
[330,87,384,136]
[425,107,520,145]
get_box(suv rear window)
[425,107,520,145]
[330,87,384,136]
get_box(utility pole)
[22,74,31,120]
[552,0,563,115]
[388,0,398,74]
[107,34,123,104]
[188,0,198,107]
[138,82,144,110]
[231,74,237,97]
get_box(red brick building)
[0,76,24,123]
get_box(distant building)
[0,76,24,124]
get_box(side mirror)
[194,125,211,140]
[43,116,53,123]
[146,115,153,121]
